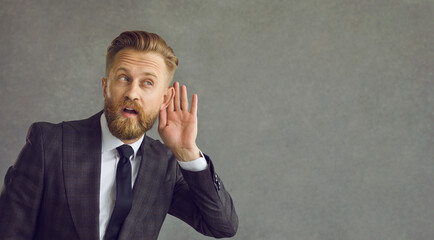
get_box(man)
[0,31,238,240]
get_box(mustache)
[116,98,143,115]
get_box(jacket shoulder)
[27,121,63,141]
[62,111,102,130]
[144,135,173,157]
[26,111,102,144]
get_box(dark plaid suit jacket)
[0,112,238,240]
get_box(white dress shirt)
[98,113,207,240]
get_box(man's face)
[102,48,174,142]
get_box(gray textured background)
[1,0,433,239]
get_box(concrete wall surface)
[1,0,433,239]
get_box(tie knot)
[116,144,134,159]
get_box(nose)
[124,81,140,101]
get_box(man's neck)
[120,136,144,145]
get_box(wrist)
[172,145,201,162]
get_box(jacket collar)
[63,111,103,240]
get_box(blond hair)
[106,31,178,81]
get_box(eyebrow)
[116,67,158,78]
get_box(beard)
[104,97,158,141]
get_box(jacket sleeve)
[168,154,238,238]
[0,123,44,239]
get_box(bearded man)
[0,31,238,240]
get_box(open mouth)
[123,107,138,115]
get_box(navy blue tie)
[104,144,134,240]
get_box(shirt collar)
[100,113,144,157]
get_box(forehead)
[111,48,168,79]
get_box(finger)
[174,81,180,111]
[181,85,188,111]
[191,94,198,115]
[159,108,167,128]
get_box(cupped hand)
[158,82,200,161]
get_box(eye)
[119,76,129,82]
[143,80,153,86]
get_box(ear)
[102,77,108,99]
[160,86,175,110]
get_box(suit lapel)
[119,136,167,239]
[63,112,102,240]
